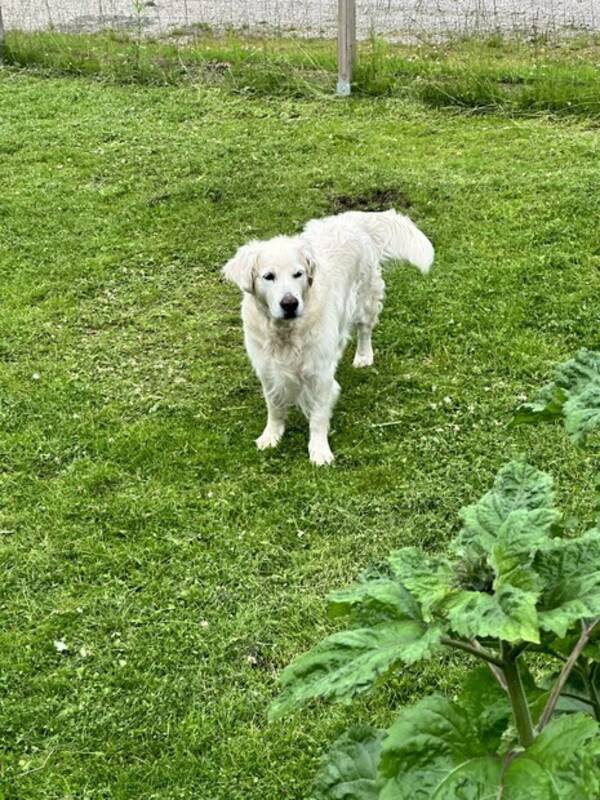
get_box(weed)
[3,31,600,117]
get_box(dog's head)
[222,236,315,321]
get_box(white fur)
[223,209,434,465]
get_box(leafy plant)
[271,457,600,796]
[131,0,156,75]
[270,350,600,797]
[514,348,600,444]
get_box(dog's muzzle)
[280,293,299,319]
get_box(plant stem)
[469,638,508,691]
[570,657,600,722]
[560,690,596,709]
[538,618,600,731]
[510,641,529,659]
[486,661,508,692]
[441,636,504,667]
[589,664,600,721]
[501,642,535,748]
[441,636,508,691]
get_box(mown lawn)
[0,65,599,799]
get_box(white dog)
[223,209,434,465]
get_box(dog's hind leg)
[256,395,288,451]
[353,271,384,368]
[353,323,374,368]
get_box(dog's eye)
[293,270,304,279]
[263,272,275,281]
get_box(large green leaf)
[489,511,555,582]
[537,665,600,716]
[513,385,568,425]
[446,582,540,643]
[378,695,503,799]
[387,548,456,620]
[535,528,600,637]
[514,349,600,445]
[378,696,600,800]
[564,383,600,445]
[269,621,442,720]
[311,726,384,800]
[454,461,558,560]
[457,667,513,740]
[327,580,421,624]
[446,513,546,644]
[502,714,600,799]
[446,510,547,644]
[431,760,505,800]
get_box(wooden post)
[337,0,356,96]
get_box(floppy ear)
[300,242,317,286]
[222,243,259,294]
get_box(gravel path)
[4,0,599,39]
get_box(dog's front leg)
[307,380,340,466]
[256,392,288,451]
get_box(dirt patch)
[329,187,412,214]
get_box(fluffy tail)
[354,209,434,274]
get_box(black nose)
[280,294,299,317]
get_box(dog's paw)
[353,352,374,368]
[309,443,335,466]
[256,428,283,450]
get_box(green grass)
[5,30,600,116]
[0,62,600,799]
